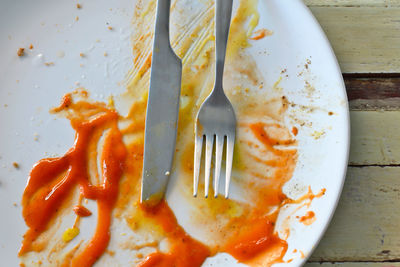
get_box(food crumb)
[13,162,20,169]
[62,227,80,242]
[104,52,108,57]
[292,126,298,136]
[76,3,82,9]
[106,250,115,256]
[17,48,25,57]
[13,202,18,207]
[44,62,54,66]
[29,44,34,50]
[107,96,115,108]
[79,52,85,57]
[136,253,143,258]
[107,26,113,30]
[328,111,334,116]
[75,16,79,21]
[273,77,283,91]
[311,130,325,140]
[73,205,92,217]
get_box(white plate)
[0,0,349,266]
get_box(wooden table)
[303,1,400,266]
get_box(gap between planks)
[345,75,400,110]
[343,74,400,165]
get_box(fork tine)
[204,134,214,198]
[193,134,203,197]
[214,135,224,198]
[225,134,235,198]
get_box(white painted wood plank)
[308,7,400,73]
[350,111,400,165]
[309,166,400,261]
[305,0,389,7]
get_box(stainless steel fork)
[193,0,236,198]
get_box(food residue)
[18,1,324,266]
[76,3,82,9]
[13,162,20,169]
[17,48,25,57]
[299,211,316,226]
[249,28,273,40]
[73,205,92,217]
[63,227,80,242]
[29,44,34,50]
[292,126,298,136]
[311,130,325,140]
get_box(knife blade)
[140,0,182,205]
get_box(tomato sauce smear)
[18,94,314,267]
[137,201,210,267]
[19,95,127,267]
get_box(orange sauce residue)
[292,126,298,136]
[299,211,316,226]
[137,201,210,267]
[224,217,287,262]
[299,250,305,259]
[73,205,92,217]
[249,29,273,40]
[19,95,127,267]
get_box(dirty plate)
[0,0,349,266]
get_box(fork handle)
[214,0,233,92]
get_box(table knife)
[140,0,182,205]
